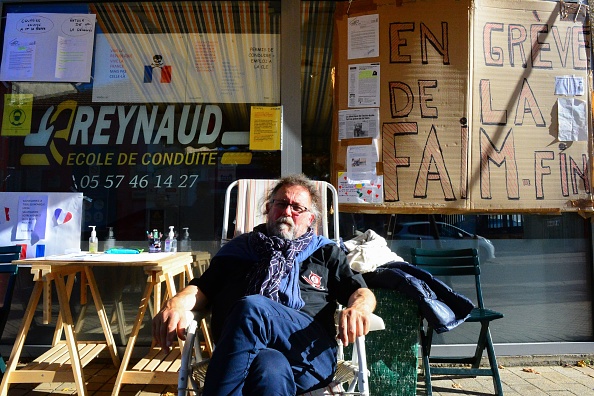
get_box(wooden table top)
[14,251,194,277]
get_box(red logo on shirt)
[303,271,325,290]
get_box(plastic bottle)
[149,229,161,253]
[104,227,116,251]
[179,227,191,252]
[89,226,98,253]
[164,226,177,252]
[170,228,177,252]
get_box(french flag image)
[144,65,172,83]
[54,208,72,225]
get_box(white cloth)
[343,229,403,273]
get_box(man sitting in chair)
[153,174,376,395]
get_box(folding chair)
[410,248,504,395]
[178,179,385,396]
[0,246,21,373]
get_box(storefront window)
[0,0,591,353]
[0,1,285,346]
[0,1,283,248]
[0,0,341,348]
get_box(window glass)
[0,0,283,347]
[0,1,282,248]
[341,212,592,343]
[0,0,339,349]
[0,1,591,351]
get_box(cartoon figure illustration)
[151,54,164,69]
[144,54,172,83]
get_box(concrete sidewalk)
[416,362,594,395]
[4,360,594,395]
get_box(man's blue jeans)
[202,295,338,396]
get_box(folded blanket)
[343,229,403,273]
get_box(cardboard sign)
[332,0,591,213]
[469,0,590,211]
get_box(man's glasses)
[271,199,309,214]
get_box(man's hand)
[337,288,376,347]
[152,285,204,351]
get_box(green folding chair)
[0,245,21,374]
[410,248,504,395]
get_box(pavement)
[3,358,594,395]
[6,321,589,396]
[417,362,594,395]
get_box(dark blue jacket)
[363,261,474,333]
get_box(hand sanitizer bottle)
[104,227,116,251]
[89,226,98,253]
[165,226,177,252]
[170,229,177,253]
[179,227,191,252]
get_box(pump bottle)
[104,227,116,251]
[165,226,177,252]
[89,226,98,253]
[179,227,191,252]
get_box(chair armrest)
[369,312,385,331]
[178,319,199,395]
[190,309,209,322]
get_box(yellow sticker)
[221,152,253,165]
[2,94,33,136]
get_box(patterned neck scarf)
[246,223,314,308]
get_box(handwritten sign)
[0,13,96,82]
[334,0,590,212]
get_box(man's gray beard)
[267,216,296,240]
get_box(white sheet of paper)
[338,108,379,139]
[555,75,584,96]
[55,36,89,80]
[37,252,174,261]
[338,171,383,203]
[16,195,48,240]
[3,38,36,80]
[558,97,588,141]
[348,14,379,59]
[346,144,379,183]
[0,13,95,82]
[348,63,380,108]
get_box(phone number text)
[77,174,200,189]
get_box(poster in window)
[92,33,279,104]
[0,13,96,82]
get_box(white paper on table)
[36,252,175,261]
[558,97,588,141]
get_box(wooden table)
[0,251,194,396]
[112,251,209,395]
[192,250,212,276]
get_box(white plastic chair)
[178,179,385,396]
